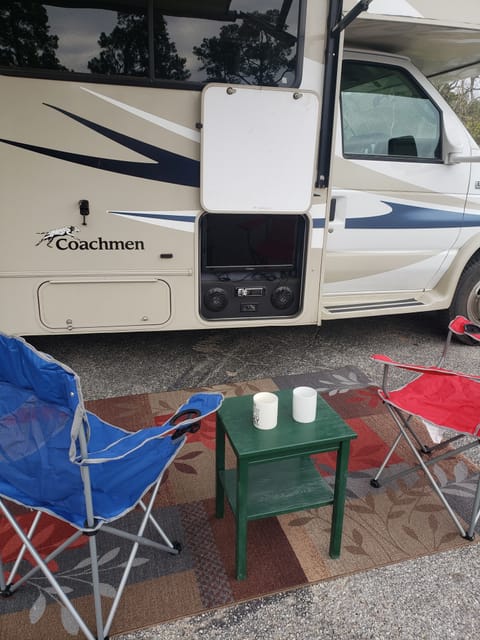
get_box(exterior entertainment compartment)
[200,213,307,320]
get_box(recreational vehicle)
[1,1,480,336]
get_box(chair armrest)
[371,353,480,399]
[77,392,223,465]
[371,354,480,379]
[371,354,450,375]
[79,423,178,464]
[449,315,480,341]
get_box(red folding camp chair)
[370,316,480,540]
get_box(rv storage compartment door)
[38,279,171,330]
[201,85,319,214]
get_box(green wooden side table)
[215,389,357,580]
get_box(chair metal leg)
[403,415,432,454]
[424,433,465,455]
[101,525,180,553]
[0,501,98,640]
[7,510,42,586]
[87,533,106,640]
[372,404,480,490]
[384,406,470,538]
[139,499,179,550]
[1,478,183,640]
[0,555,6,593]
[103,474,176,637]
[371,432,403,487]
[372,437,480,488]
[8,529,83,593]
[371,411,440,489]
[466,474,480,540]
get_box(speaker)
[271,285,295,310]
[203,287,228,312]
[200,276,301,320]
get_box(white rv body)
[1,1,480,335]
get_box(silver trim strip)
[326,298,424,313]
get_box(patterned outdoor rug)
[1,367,479,639]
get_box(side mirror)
[447,152,480,164]
[442,122,473,164]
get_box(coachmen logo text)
[35,226,145,251]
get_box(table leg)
[329,440,351,558]
[215,416,225,519]
[235,460,249,580]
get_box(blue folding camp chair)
[0,332,223,640]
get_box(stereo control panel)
[200,276,301,320]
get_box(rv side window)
[340,61,442,161]
[0,1,300,87]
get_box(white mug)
[253,392,278,430]
[292,386,317,423]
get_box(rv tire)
[448,257,480,344]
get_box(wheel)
[447,257,480,345]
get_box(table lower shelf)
[219,455,334,520]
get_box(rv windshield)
[0,0,301,86]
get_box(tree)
[0,0,63,69]
[88,12,189,80]
[193,10,296,86]
[435,76,480,144]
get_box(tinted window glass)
[341,61,441,160]
[0,0,300,86]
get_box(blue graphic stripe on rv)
[0,138,199,187]
[305,201,480,230]
[111,212,196,223]
[345,201,478,229]
[0,104,200,188]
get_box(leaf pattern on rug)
[315,369,372,395]
[342,387,383,409]
[23,546,137,634]
[285,474,467,569]
[172,450,204,475]
[2,369,479,640]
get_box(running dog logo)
[36,225,80,247]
